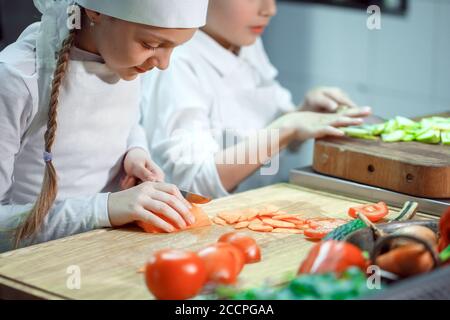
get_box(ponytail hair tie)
[43,151,53,163]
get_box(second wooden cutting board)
[313,136,450,199]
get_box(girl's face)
[203,0,277,49]
[83,11,197,81]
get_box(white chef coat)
[141,30,313,199]
[0,23,148,252]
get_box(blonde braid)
[15,30,76,247]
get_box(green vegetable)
[392,201,418,221]
[343,127,377,140]
[384,119,399,133]
[217,267,373,300]
[402,134,415,142]
[395,116,418,129]
[370,123,386,135]
[440,245,450,263]
[343,116,450,145]
[416,128,441,144]
[381,130,405,142]
[324,201,417,241]
[442,131,450,145]
[324,219,366,241]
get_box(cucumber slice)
[384,119,398,133]
[343,127,377,140]
[416,128,441,144]
[381,130,405,142]
[442,131,450,145]
[402,134,415,142]
[395,116,418,129]
[370,123,386,136]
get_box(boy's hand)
[269,110,370,142]
[301,87,371,114]
[121,148,165,190]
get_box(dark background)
[0,0,40,50]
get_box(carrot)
[137,266,145,273]
[258,205,280,217]
[218,211,241,224]
[242,208,259,221]
[213,216,228,226]
[302,218,348,240]
[262,218,296,229]
[272,228,303,234]
[237,215,248,223]
[248,224,273,232]
[296,224,310,230]
[272,214,302,221]
[234,221,250,229]
[138,204,212,234]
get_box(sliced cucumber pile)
[343,116,450,145]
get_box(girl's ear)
[84,8,102,25]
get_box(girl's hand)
[108,182,195,231]
[269,109,370,142]
[300,87,371,114]
[121,148,165,190]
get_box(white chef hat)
[76,0,209,28]
[32,0,209,134]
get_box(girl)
[0,0,209,252]
[140,0,372,198]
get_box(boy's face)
[205,0,277,48]
[89,13,197,81]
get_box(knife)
[179,189,212,204]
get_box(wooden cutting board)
[313,136,450,199]
[0,183,433,300]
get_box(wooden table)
[313,112,450,199]
[0,183,435,300]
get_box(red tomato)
[438,206,450,252]
[145,249,206,300]
[218,232,261,264]
[197,243,245,284]
[298,241,367,274]
[348,202,389,222]
[304,218,348,240]
[303,227,331,240]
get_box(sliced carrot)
[213,216,228,226]
[137,204,212,234]
[296,224,310,230]
[272,228,303,234]
[237,214,248,223]
[137,266,145,273]
[248,224,273,232]
[262,218,296,229]
[218,211,241,224]
[249,217,263,224]
[306,218,347,229]
[272,214,301,221]
[242,208,259,220]
[234,221,250,229]
[248,218,263,226]
[258,205,280,216]
[302,218,348,240]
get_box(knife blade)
[179,189,212,204]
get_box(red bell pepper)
[298,240,367,275]
[438,206,450,252]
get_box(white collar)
[70,46,105,63]
[189,30,253,77]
